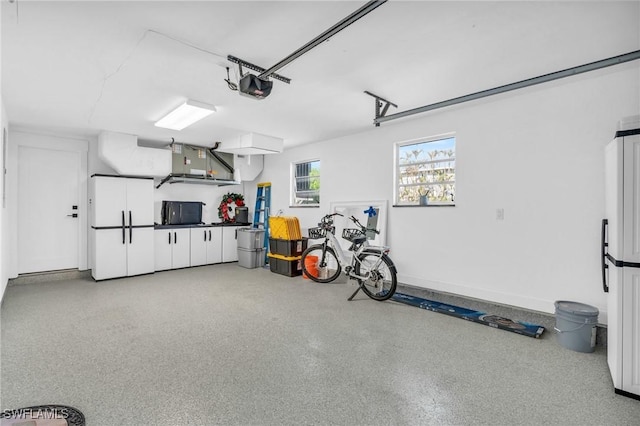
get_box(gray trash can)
[554,301,599,353]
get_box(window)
[291,159,320,206]
[395,135,455,206]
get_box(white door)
[127,227,155,276]
[93,228,128,280]
[126,178,154,226]
[172,228,191,269]
[18,146,80,273]
[92,176,127,227]
[605,137,623,386]
[623,134,640,264]
[207,227,223,264]
[620,134,640,396]
[222,227,238,262]
[621,268,640,395]
[190,227,208,267]
[154,230,173,271]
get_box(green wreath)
[218,192,245,223]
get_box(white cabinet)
[92,175,154,228]
[222,226,239,262]
[92,229,127,279]
[190,227,222,266]
[154,228,191,271]
[190,228,207,267]
[207,228,223,264]
[91,175,155,280]
[604,128,640,398]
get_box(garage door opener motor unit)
[239,74,273,100]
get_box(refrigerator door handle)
[121,210,126,245]
[601,218,609,293]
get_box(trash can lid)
[554,300,599,316]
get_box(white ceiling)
[2,1,638,149]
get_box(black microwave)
[162,201,204,225]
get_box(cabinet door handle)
[129,211,133,244]
[209,230,211,241]
[168,232,171,244]
[204,230,207,241]
[122,210,125,244]
[174,232,177,244]
[602,218,609,293]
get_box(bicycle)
[301,213,398,301]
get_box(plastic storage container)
[554,301,599,353]
[269,217,302,240]
[269,238,308,257]
[268,253,302,277]
[237,228,265,250]
[238,247,266,269]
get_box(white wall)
[0,99,7,301]
[257,63,640,324]
[154,181,253,225]
[0,0,8,302]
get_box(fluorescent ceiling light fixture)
[155,100,216,131]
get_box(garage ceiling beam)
[364,90,397,127]
[374,50,640,126]
[259,0,387,80]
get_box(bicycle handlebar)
[318,212,343,228]
[349,215,380,234]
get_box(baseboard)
[397,283,607,347]
[614,388,640,401]
[8,269,91,286]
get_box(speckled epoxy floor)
[2,264,639,425]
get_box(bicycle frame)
[322,229,388,281]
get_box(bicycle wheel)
[354,251,397,301]
[301,244,341,283]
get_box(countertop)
[154,222,252,229]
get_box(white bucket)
[554,301,599,353]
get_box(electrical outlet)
[496,208,504,220]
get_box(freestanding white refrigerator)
[603,117,640,400]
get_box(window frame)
[290,158,320,207]
[394,133,456,207]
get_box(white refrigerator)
[603,118,640,400]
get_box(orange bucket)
[303,255,318,279]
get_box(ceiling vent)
[217,132,283,155]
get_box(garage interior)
[1,1,640,424]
